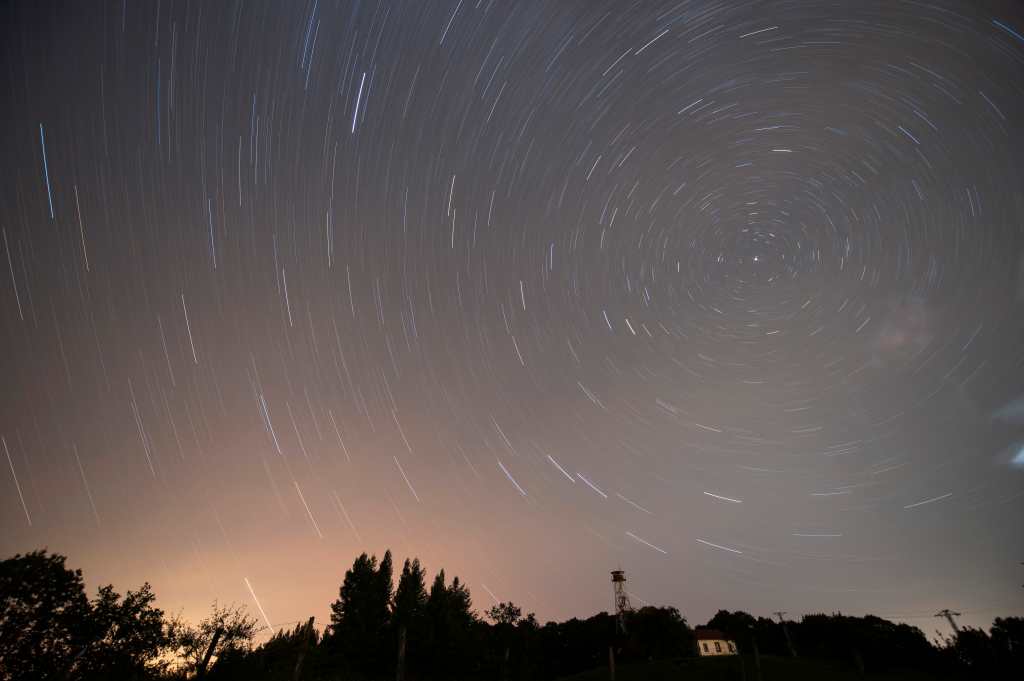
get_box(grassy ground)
[555,655,942,681]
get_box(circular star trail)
[2,0,1023,632]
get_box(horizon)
[20,543,1007,644]
[2,0,1023,654]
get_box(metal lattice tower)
[610,570,631,634]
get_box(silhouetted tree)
[707,609,758,652]
[791,613,936,674]
[169,602,258,678]
[422,571,478,679]
[487,601,523,627]
[533,612,616,679]
[210,618,319,681]
[0,550,170,681]
[626,606,693,660]
[424,570,449,676]
[393,558,426,681]
[487,602,524,681]
[78,583,168,680]
[512,612,540,680]
[943,625,994,675]
[752,615,788,657]
[0,550,91,680]
[990,616,1024,669]
[933,615,1024,677]
[326,550,393,678]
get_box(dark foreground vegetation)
[0,549,1020,680]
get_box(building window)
[702,643,709,653]
[715,641,722,653]
[728,642,736,653]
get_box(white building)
[696,628,737,656]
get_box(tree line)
[1,549,1020,680]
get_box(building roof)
[695,628,732,641]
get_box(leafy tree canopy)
[0,550,170,681]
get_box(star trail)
[2,0,1023,636]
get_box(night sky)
[2,0,1023,640]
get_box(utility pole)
[747,624,763,681]
[935,609,961,636]
[773,611,798,658]
[196,626,224,679]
